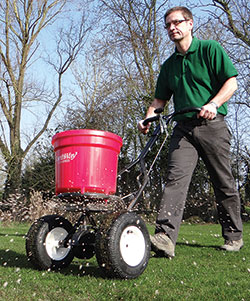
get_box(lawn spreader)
[26,107,200,279]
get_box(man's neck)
[175,35,193,55]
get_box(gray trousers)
[156,116,243,245]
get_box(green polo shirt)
[155,37,238,120]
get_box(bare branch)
[23,14,90,157]
[210,0,250,46]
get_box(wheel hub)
[119,225,145,267]
[45,227,71,260]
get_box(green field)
[0,221,249,300]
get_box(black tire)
[72,228,96,259]
[26,215,74,270]
[95,212,151,279]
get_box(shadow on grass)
[176,242,220,250]
[0,249,31,269]
[150,242,221,258]
[0,233,25,237]
[60,261,105,278]
[0,249,105,279]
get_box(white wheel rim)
[119,225,146,267]
[45,227,71,260]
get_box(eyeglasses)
[164,19,189,30]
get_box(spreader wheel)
[95,212,150,279]
[72,228,96,259]
[26,215,74,270]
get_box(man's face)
[165,11,193,42]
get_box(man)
[138,6,243,257]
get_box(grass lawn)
[0,221,249,301]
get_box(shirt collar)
[174,37,198,57]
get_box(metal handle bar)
[142,106,201,126]
[172,106,201,117]
[142,115,159,126]
[142,108,163,126]
[119,107,202,210]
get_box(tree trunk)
[3,155,23,200]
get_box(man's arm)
[199,76,238,120]
[138,98,167,134]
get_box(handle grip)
[142,107,164,126]
[142,115,160,126]
[142,107,201,126]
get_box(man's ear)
[188,19,194,31]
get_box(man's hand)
[137,120,151,135]
[137,98,166,134]
[198,102,218,120]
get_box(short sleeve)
[209,41,238,84]
[154,64,173,100]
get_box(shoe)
[150,233,175,258]
[220,239,243,251]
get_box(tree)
[96,0,171,142]
[62,0,172,207]
[22,132,55,198]
[243,149,250,204]
[204,0,250,107]
[0,0,90,199]
[207,0,249,47]
[203,0,250,207]
[57,50,125,133]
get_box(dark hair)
[164,6,193,24]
